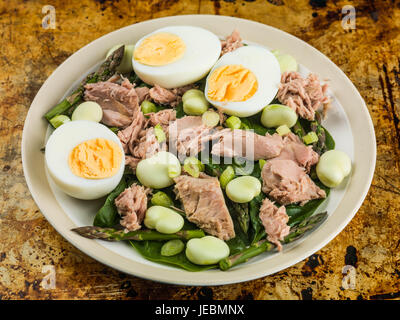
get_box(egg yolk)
[207,64,258,102]
[134,32,186,66]
[68,138,122,179]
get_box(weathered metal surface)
[0,0,399,300]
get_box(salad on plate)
[42,26,352,271]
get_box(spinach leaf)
[240,113,275,136]
[130,240,217,272]
[286,183,330,227]
[175,102,185,119]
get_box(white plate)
[22,15,376,286]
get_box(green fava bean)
[261,104,298,128]
[185,236,230,265]
[144,206,184,234]
[226,176,261,203]
[272,50,298,73]
[161,240,185,256]
[182,89,204,103]
[183,97,209,116]
[136,151,181,189]
[316,150,352,188]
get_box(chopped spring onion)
[276,124,291,136]
[154,124,166,143]
[161,239,185,256]
[202,110,220,127]
[49,115,71,128]
[225,116,241,130]
[302,131,319,145]
[219,165,235,189]
[151,191,174,208]
[183,157,205,178]
[141,100,157,114]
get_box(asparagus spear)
[44,45,125,122]
[293,120,306,138]
[310,112,327,154]
[71,226,205,241]
[219,211,327,271]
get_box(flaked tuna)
[259,198,290,251]
[115,184,150,232]
[277,72,329,121]
[221,29,243,56]
[274,132,319,172]
[174,175,235,240]
[133,127,167,160]
[117,108,147,155]
[168,116,213,157]
[211,129,284,161]
[149,84,195,107]
[146,109,177,131]
[84,78,140,128]
[261,159,326,205]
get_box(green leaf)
[175,102,185,119]
[248,193,266,244]
[130,240,217,271]
[286,183,330,227]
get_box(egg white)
[45,120,125,200]
[205,45,281,117]
[132,26,221,89]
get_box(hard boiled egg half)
[132,26,221,89]
[45,121,125,200]
[205,45,281,117]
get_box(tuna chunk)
[149,84,195,107]
[115,184,149,232]
[174,175,235,240]
[277,72,329,121]
[274,132,319,172]
[135,86,150,103]
[261,159,326,205]
[117,109,147,155]
[132,127,167,160]
[221,29,243,56]
[259,198,290,251]
[125,155,141,172]
[146,109,177,131]
[84,78,140,128]
[211,129,284,161]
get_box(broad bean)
[71,101,103,122]
[136,151,181,189]
[261,104,298,128]
[144,206,184,234]
[316,150,352,188]
[161,239,185,256]
[185,236,230,265]
[272,50,298,73]
[151,191,174,208]
[182,89,209,115]
[226,176,261,203]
